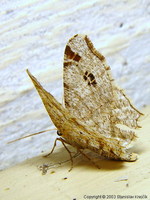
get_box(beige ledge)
[1,106,150,200]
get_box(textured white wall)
[0,0,149,170]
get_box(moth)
[27,34,143,170]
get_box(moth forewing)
[63,34,143,153]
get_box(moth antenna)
[7,128,57,144]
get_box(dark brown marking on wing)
[88,73,95,81]
[83,75,87,80]
[65,45,75,59]
[91,79,97,86]
[64,61,73,67]
[83,71,97,87]
[105,66,110,70]
[65,45,81,62]
[73,54,81,62]
[64,82,69,89]
[84,35,105,62]
[69,34,78,42]
[65,100,70,108]
[73,34,78,38]
[85,71,88,76]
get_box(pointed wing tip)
[26,69,35,82]
[26,69,38,85]
[26,69,44,95]
[26,69,32,78]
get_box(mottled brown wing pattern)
[26,35,143,164]
[63,34,143,145]
[27,70,137,161]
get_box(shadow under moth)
[26,34,143,170]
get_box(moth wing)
[27,70,137,161]
[26,69,71,132]
[63,34,143,144]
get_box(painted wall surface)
[0,0,149,170]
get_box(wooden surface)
[1,106,150,200]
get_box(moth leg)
[43,137,58,157]
[44,137,74,171]
[78,149,101,169]
[58,138,74,172]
